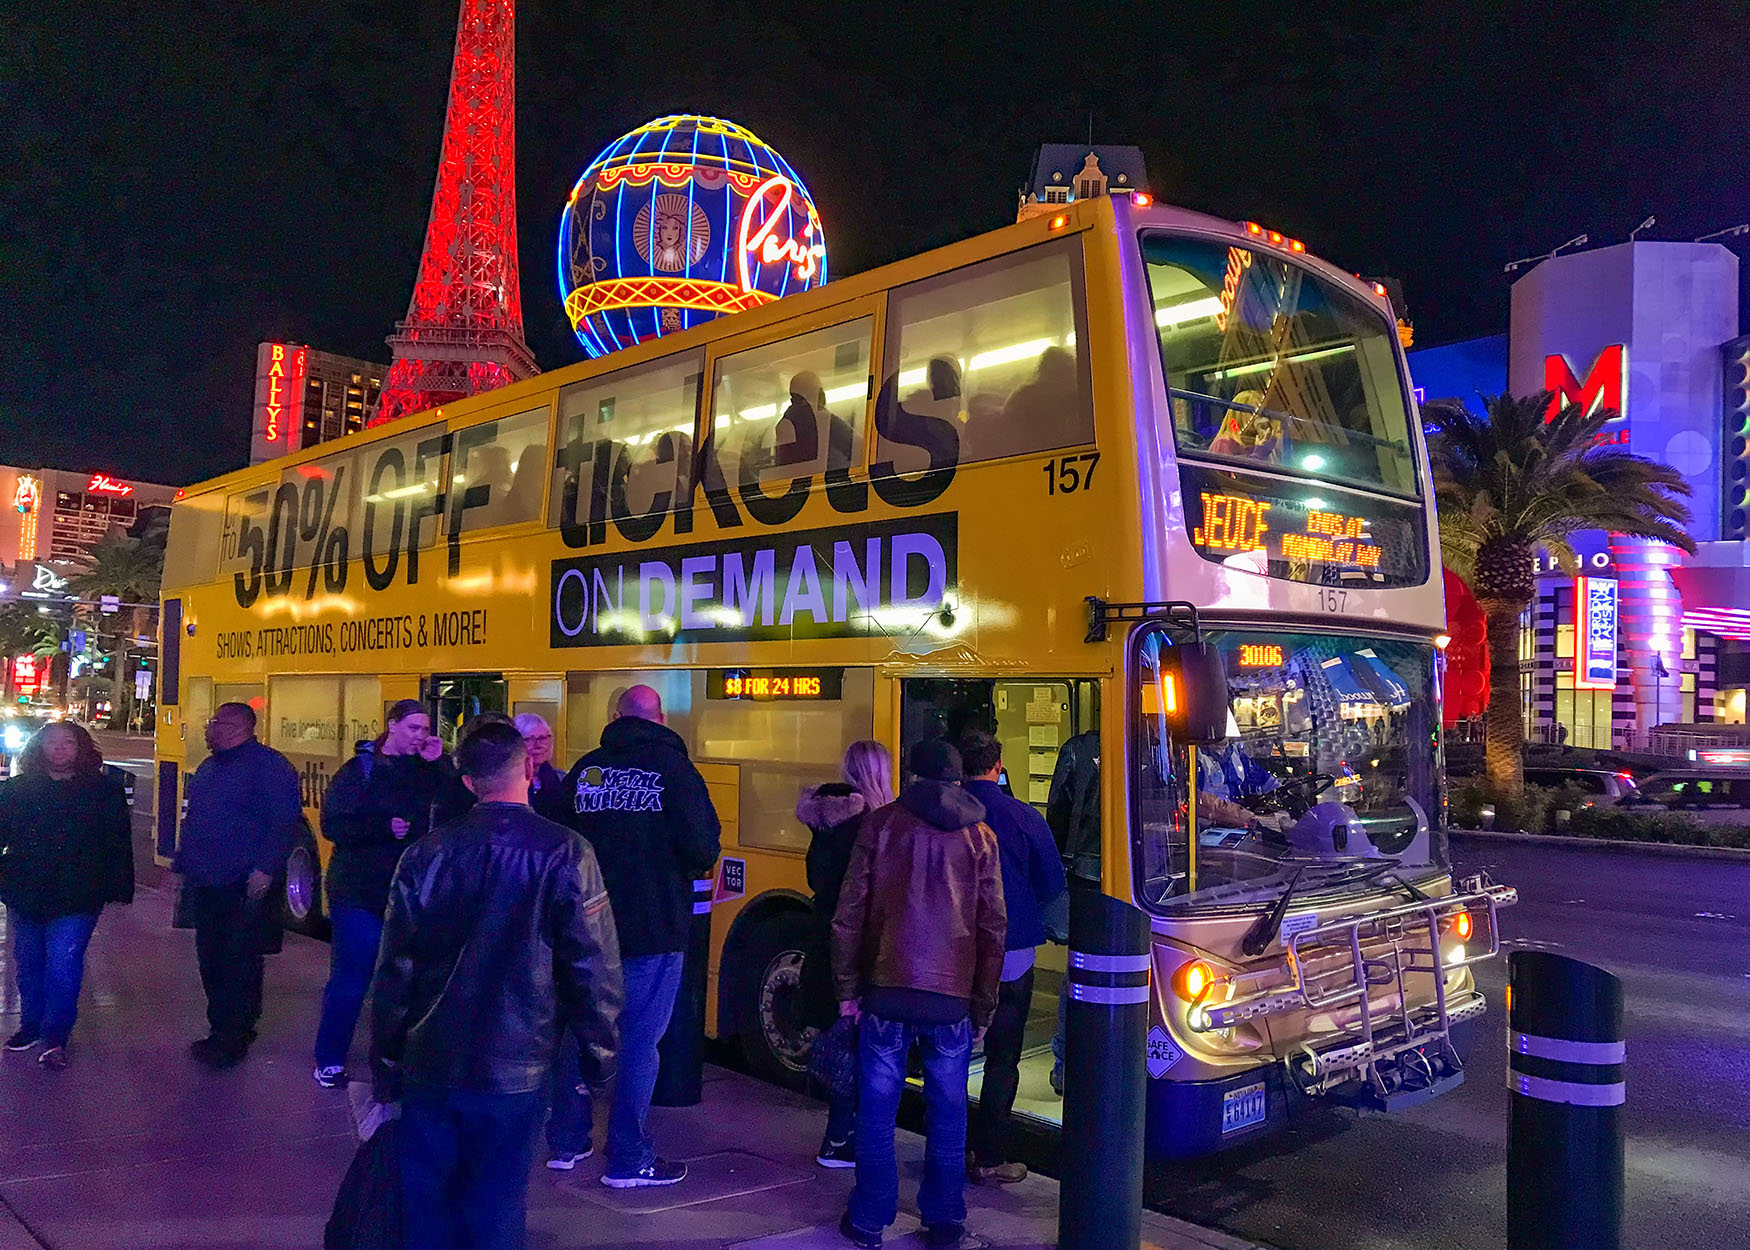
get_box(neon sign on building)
[1574,575,1619,690]
[1545,345,1627,443]
[13,474,40,561]
[86,473,134,497]
[557,115,830,359]
[255,343,309,447]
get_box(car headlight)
[3,725,28,751]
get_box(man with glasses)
[173,702,302,1068]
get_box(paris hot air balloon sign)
[558,115,829,359]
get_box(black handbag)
[808,1015,860,1102]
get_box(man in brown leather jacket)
[831,740,1006,1250]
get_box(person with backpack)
[0,721,134,1070]
[312,699,450,1088]
[796,740,893,1169]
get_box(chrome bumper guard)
[1196,874,1517,1106]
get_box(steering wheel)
[1261,772,1336,819]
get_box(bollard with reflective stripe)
[653,875,716,1107]
[1507,951,1624,1250]
[1059,882,1150,1250]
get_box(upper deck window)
[709,318,872,521]
[551,351,703,540]
[875,240,1092,473]
[1143,233,1417,497]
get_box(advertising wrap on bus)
[550,514,956,646]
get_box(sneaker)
[969,1160,1028,1184]
[312,1065,349,1089]
[191,1035,249,1069]
[546,1147,593,1170]
[816,1136,856,1168]
[600,1158,686,1188]
[838,1212,882,1248]
[922,1222,964,1248]
[5,1028,41,1052]
[1049,1061,1064,1096]
[189,1036,223,1065]
[37,1045,69,1071]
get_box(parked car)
[1620,769,1750,824]
[1523,766,1639,807]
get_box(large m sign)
[1544,344,1625,420]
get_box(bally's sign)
[550,514,957,648]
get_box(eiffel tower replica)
[372,0,538,426]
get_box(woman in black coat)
[796,739,892,1168]
[0,721,133,1069]
[313,699,451,1087]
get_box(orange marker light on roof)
[1268,231,1283,244]
[1132,192,1153,207]
[1372,282,1388,297]
[1245,221,1263,235]
[1290,239,1306,252]
[1048,214,1069,231]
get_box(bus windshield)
[1132,625,1446,912]
[1142,232,1417,497]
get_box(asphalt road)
[1145,835,1750,1250]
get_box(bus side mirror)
[1162,641,1229,745]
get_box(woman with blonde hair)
[796,739,893,1168]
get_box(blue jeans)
[401,1082,545,1250]
[313,905,383,1069]
[10,912,100,1046]
[849,1013,972,1232]
[606,951,685,1175]
[547,1029,594,1155]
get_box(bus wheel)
[282,833,327,938]
[735,912,819,1090]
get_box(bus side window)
[709,317,873,512]
[878,239,1093,471]
[450,407,550,534]
[551,352,703,538]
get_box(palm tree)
[1425,392,1695,795]
[67,529,166,725]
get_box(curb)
[1451,827,1750,862]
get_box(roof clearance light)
[1372,282,1389,297]
[1048,213,1069,231]
[1290,239,1306,252]
[1245,221,1263,235]
[1132,192,1153,207]
[1268,231,1284,244]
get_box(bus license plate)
[1221,1082,1268,1134]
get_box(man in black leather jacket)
[371,722,622,1250]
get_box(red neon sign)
[736,176,825,294]
[261,343,309,444]
[86,473,134,496]
[1544,344,1625,421]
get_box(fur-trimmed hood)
[797,782,869,832]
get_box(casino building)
[1410,238,1748,751]
[0,465,177,574]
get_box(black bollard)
[1059,882,1150,1250]
[1506,951,1625,1250]
[653,875,715,1107]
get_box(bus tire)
[733,910,818,1091]
[282,832,328,938]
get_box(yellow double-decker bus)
[157,194,1511,1157]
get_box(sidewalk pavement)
[0,887,1263,1250]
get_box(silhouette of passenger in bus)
[876,355,962,475]
[997,346,1077,457]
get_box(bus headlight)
[1445,943,1467,966]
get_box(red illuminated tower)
[372,0,537,426]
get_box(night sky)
[2,1,1742,486]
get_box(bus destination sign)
[1178,465,1427,588]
